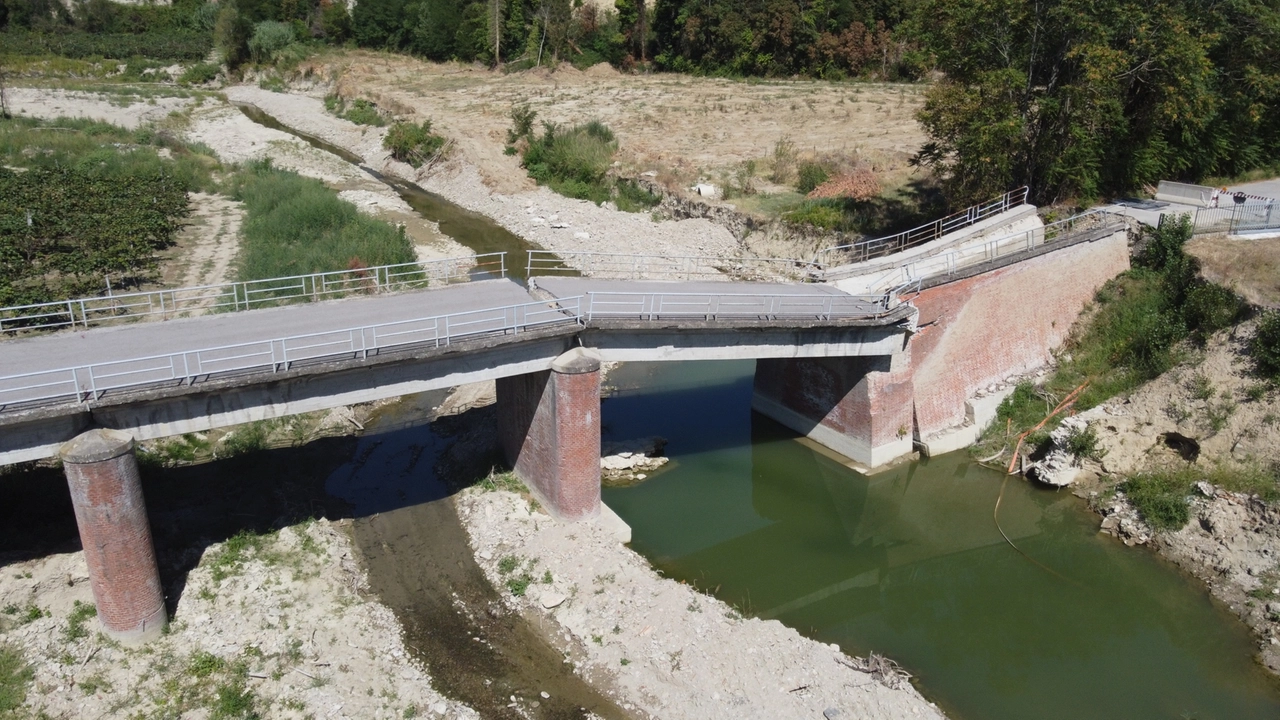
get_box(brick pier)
[496,348,602,521]
[60,429,167,644]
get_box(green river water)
[600,360,1280,720]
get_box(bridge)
[0,191,1130,642]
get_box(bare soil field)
[310,50,928,196]
[1187,235,1280,309]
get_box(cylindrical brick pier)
[497,348,602,521]
[60,429,167,644]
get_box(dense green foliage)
[912,0,1280,205]
[226,160,416,282]
[383,120,446,166]
[0,118,216,306]
[978,217,1244,457]
[0,0,214,59]
[1252,312,1280,382]
[651,0,922,77]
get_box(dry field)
[1186,235,1280,309]
[310,50,929,196]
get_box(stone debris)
[0,519,477,719]
[600,437,670,485]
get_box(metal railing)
[583,291,892,321]
[0,288,908,410]
[841,209,1126,291]
[1191,202,1280,236]
[813,187,1030,268]
[0,294,577,409]
[0,253,507,334]
[527,250,820,282]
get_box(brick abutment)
[59,428,167,644]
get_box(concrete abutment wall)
[755,230,1131,468]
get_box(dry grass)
[1186,235,1280,309]
[299,49,928,197]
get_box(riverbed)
[599,360,1280,720]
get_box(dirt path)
[162,192,245,292]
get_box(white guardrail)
[834,209,1127,292]
[0,291,897,410]
[0,253,507,334]
[527,250,821,282]
[0,296,580,409]
[813,187,1030,267]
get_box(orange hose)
[1005,381,1090,475]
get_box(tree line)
[4,0,1278,205]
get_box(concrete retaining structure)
[497,348,603,521]
[60,429,167,644]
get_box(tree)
[910,0,1280,206]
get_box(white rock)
[541,592,567,609]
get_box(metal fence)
[527,250,820,282]
[0,294,577,409]
[1191,202,1280,236]
[583,291,891,321]
[834,209,1127,291]
[813,187,1030,268]
[0,253,507,334]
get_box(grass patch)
[63,599,97,642]
[975,216,1245,458]
[1124,464,1280,531]
[226,160,415,284]
[206,529,275,583]
[0,643,33,716]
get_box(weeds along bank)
[977,216,1280,670]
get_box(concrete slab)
[1,279,539,377]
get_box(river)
[599,360,1280,720]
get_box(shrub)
[507,103,537,145]
[521,120,617,203]
[179,61,221,85]
[1123,469,1195,531]
[341,99,383,126]
[247,20,295,64]
[1182,282,1243,342]
[383,120,446,167]
[796,162,829,194]
[784,201,844,230]
[1064,424,1106,462]
[1252,311,1280,382]
[615,179,660,212]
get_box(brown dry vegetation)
[307,49,928,197]
[1186,235,1280,309]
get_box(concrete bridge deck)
[0,277,910,465]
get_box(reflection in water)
[602,360,1280,720]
